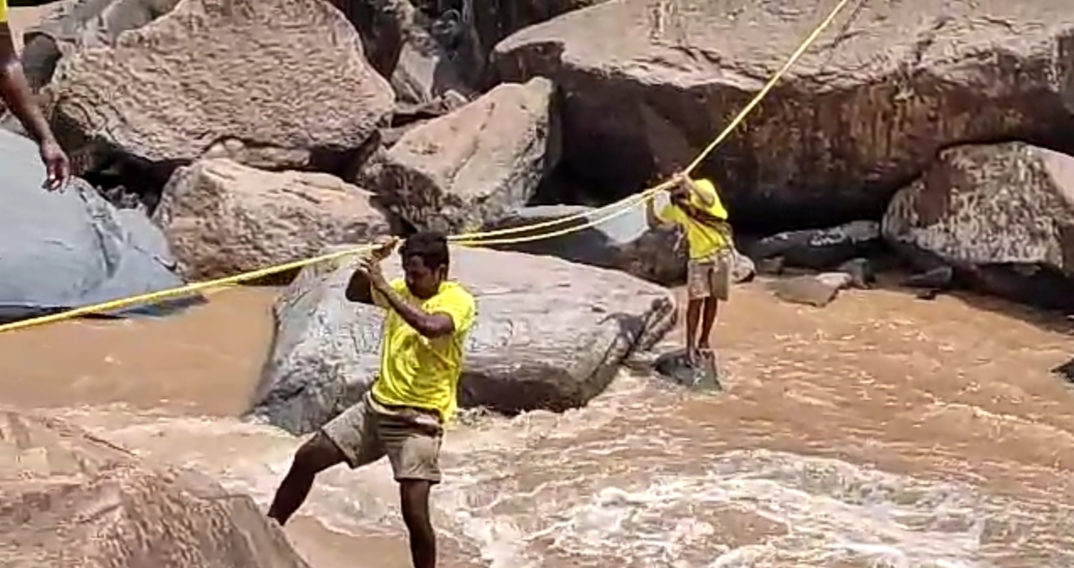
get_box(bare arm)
[371,277,455,338]
[0,23,56,147]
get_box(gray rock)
[492,0,1074,225]
[747,221,881,270]
[837,257,875,289]
[361,78,560,234]
[883,142,1074,311]
[480,204,683,284]
[248,246,675,434]
[652,348,721,390]
[48,0,394,176]
[153,159,392,280]
[770,272,853,308]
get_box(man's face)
[403,254,443,298]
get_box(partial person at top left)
[0,0,69,191]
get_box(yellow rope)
[0,0,855,334]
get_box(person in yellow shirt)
[268,231,476,568]
[646,173,733,365]
[0,0,69,190]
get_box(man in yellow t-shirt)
[646,173,733,365]
[268,231,476,568]
[0,0,70,190]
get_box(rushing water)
[2,281,1074,568]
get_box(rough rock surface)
[0,408,309,568]
[883,142,1074,310]
[747,221,881,270]
[154,158,392,280]
[492,0,1074,227]
[481,204,683,284]
[48,0,394,175]
[361,77,559,233]
[248,246,675,434]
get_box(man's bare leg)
[400,480,436,568]
[267,433,346,525]
[699,296,719,356]
[685,298,703,364]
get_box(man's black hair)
[400,231,450,270]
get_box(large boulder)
[0,128,195,324]
[883,142,1074,311]
[153,159,393,280]
[248,246,675,434]
[0,408,309,568]
[48,0,394,177]
[492,0,1074,227]
[360,77,560,233]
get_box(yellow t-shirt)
[658,178,730,259]
[370,277,476,422]
[0,0,8,23]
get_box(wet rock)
[153,159,392,280]
[1051,358,1074,385]
[49,0,394,177]
[837,258,875,289]
[747,221,881,270]
[652,348,721,390]
[492,0,1074,226]
[248,246,675,434]
[883,142,1074,311]
[0,408,309,568]
[361,78,559,233]
[770,272,852,308]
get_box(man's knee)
[292,432,346,475]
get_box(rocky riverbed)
[2,0,1074,566]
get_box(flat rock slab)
[249,246,676,434]
[0,408,309,568]
[50,0,394,173]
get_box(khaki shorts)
[687,250,732,301]
[322,392,443,483]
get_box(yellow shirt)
[0,0,7,23]
[370,277,476,421]
[658,178,730,259]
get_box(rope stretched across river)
[0,0,858,335]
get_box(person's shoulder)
[389,277,408,293]
[437,280,475,304]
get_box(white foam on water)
[49,380,1074,568]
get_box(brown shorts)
[321,392,443,483]
[687,250,732,301]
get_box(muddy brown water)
[1,280,1073,567]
